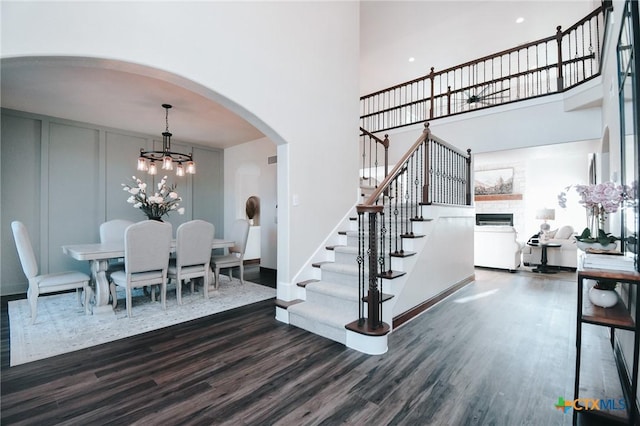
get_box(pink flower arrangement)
[558,181,630,243]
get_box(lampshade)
[536,208,555,221]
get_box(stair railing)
[352,122,471,333]
[359,127,389,192]
[360,4,606,133]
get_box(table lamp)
[536,208,555,233]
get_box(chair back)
[11,221,38,279]
[229,219,250,255]
[175,220,214,267]
[100,219,135,243]
[124,220,172,275]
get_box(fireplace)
[476,213,513,226]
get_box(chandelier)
[137,104,195,176]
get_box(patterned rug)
[9,279,275,366]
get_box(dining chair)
[99,219,134,279]
[11,221,91,324]
[168,220,215,304]
[109,220,172,318]
[211,219,250,288]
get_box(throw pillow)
[546,229,558,239]
[555,225,574,240]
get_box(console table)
[573,268,640,425]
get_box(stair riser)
[305,290,359,312]
[320,269,363,286]
[289,313,348,345]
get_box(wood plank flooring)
[0,267,624,425]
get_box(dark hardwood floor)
[0,267,626,425]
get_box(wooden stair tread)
[325,245,346,251]
[275,299,304,309]
[401,233,424,239]
[312,261,332,268]
[297,279,320,288]
[344,319,391,336]
[378,270,406,279]
[389,251,416,258]
[362,292,394,303]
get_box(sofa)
[474,225,522,272]
[521,225,578,270]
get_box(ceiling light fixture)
[516,17,525,24]
[137,104,195,175]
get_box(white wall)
[1,1,360,289]
[224,137,277,270]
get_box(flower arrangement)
[557,181,630,245]
[122,175,185,220]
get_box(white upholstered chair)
[11,220,91,324]
[99,219,135,244]
[99,219,134,278]
[109,220,172,318]
[168,220,215,304]
[211,219,250,288]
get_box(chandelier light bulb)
[186,160,196,174]
[176,163,185,177]
[148,161,158,175]
[162,155,173,170]
[137,156,148,171]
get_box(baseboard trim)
[392,274,475,329]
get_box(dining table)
[62,239,235,315]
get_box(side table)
[527,242,561,273]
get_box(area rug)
[9,279,275,366]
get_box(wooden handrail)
[360,6,603,101]
[363,123,431,206]
[359,127,389,148]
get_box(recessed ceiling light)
[408,57,415,62]
[516,17,525,24]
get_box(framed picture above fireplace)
[474,167,522,201]
[474,168,513,195]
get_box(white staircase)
[284,202,430,355]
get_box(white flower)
[178,208,185,215]
[122,177,183,219]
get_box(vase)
[588,286,618,308]
[576,241,617,252]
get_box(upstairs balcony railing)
[360,4,607,133]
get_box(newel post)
[466,148,472,205]
[382,134,390,179]
[428,67,435,119]
[556,26,564,91]
[356,204,384,329]
[422,122,432,203]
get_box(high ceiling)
[1,1,596,149]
